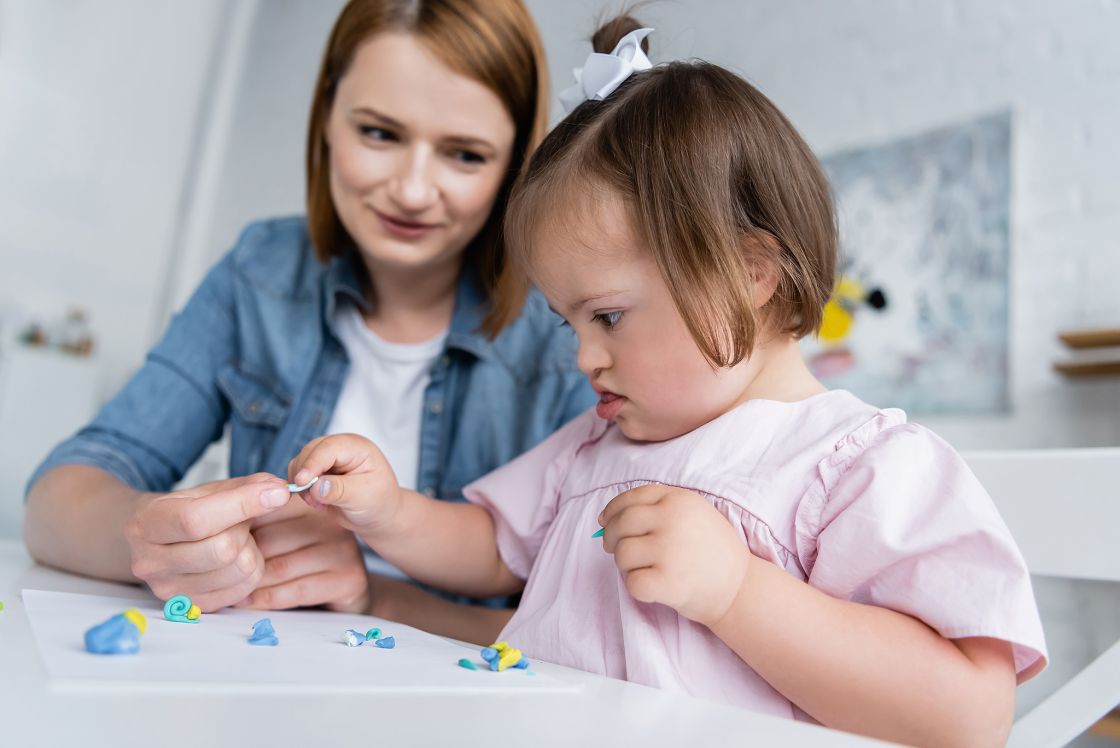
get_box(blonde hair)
[500,16,837,365]
[305,0,550,333]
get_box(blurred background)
[1,1,1117,741]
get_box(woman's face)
[326,32,516,276]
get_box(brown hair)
[305,0,549,332]
[500,15,837,366]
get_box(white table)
[0,541,889,748]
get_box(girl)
[24,0,593,644]
[287,18,1046,746]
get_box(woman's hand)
[598,483,751,628]
[287,434,403,537]
[239,498,370,613]
[124,473,293,612]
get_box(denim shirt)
[30,215,596,513]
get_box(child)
[288,18,1046,746]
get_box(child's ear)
[742,232,781,309]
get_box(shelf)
[1058,328,1120,349]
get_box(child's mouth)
[595,391,625,421]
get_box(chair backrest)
[962,447,1120,748]
[962,447,1120,583]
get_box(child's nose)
[577,338,611,377]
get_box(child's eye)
[359,125,397,142]
[593,311,623,329]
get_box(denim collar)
[324,253,497,362]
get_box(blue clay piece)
[489,657,500,672]
[513,657,530,669]
[457,658,479,671]
[480,647,498,662]
[343,629,365,647]
[249,618,278,646]
[374,636,396,649]
[85,614,140,655]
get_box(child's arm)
[288,434,524,599]
[598,484,1016,748]
[711,557,1015,747]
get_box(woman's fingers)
[252,515,322,560]
[130,523,253,577]
[144,534,265,612]
[137,477,292,545]
[244,519,368,611]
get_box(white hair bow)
[558,28,654,114]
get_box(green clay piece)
[365,627,381,641]
[0,601,4,612]
[591,527,605,538]
[458,658,479,671]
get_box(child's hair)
[498,15,837,367]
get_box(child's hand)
[287,434,402,536]
[598,483,750,628]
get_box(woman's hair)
[305,0,549,332]
[500,15,837,366]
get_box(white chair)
[963,447,1120,748]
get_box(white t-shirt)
[327,304,448,578]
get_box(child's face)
[532,196,754,442]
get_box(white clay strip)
[287,476,320,493]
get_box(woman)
[24,0,592,643]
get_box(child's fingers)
[304,473,349,508]
[610,535,658,574]
[601,503,659,554]
[289,434,382,487]
[598,482,668,530]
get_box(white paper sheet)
[22,589,578,694]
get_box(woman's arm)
[25,465,297,611]
[24,465,145,581]
[710,557,1016,747]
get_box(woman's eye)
[451,149,486,165]
[359,126,396,142]
[593,311,623,329]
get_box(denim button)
[430,401,443,414]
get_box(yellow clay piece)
[186,605,201,620]
[122,608,147,635]
[497,647,523,672]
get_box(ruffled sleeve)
[464,409,604,580]
[795,414,1048,681]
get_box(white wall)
[0,0,230,533]
[0,0,230,398]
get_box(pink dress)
[464,390,1047,718]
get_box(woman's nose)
[388,146,438,211]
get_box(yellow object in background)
[819,299,854,343]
